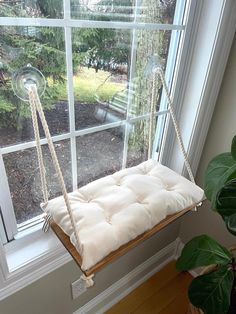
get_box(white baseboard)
[74,238,182,314]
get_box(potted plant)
[176,135,236,314]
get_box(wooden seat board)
[50,204,197,276]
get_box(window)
[0,0,235,299]
[0,0,186,240]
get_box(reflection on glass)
[71,0,177,24]
[72,28,131,130]
[130,30,172,117]
[72,27,172,130]
[77,127,124,187]
[127,117,159,167]
[0,26,68,147]
[0,0,63,18]
[3,140,71,224]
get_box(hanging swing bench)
[12,65,204,285]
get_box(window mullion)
[64,0,77,191]
[0,214,7,245]
[0,154,17,241]
[122,0,140,169]
[0,16,185,31]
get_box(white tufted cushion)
[45,159,204,271]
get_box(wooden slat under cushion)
[50,204,197,276]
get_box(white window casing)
[0,0,236,300]
[163,0,236,177]
[0,154,17,241]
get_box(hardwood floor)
[106,261,192,314]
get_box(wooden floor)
[106,261,192,314]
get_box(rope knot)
[80,273,95,288]
[42,213,52,233]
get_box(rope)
[27,85,81,251]
[148,70,158,159]
[148,67,195,184]
[80,273,95,288]
[28,90,48,205]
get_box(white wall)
[179,35,236,246]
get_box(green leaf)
[176,235,232,271]
[226,213,236,236]
[216,179,236,218]
[231,135,236,161]
[204,152,236,207]
[189,266,234,314]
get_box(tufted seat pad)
[45,159,204,271]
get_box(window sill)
[0,226,71,301]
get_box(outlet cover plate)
[71,278,87,299]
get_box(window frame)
[0,0,235,300]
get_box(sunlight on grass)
[47,67,126,104]
[74,67,125,103]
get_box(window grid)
[0,0,186,238]
[0,17,185,31]
[0,110,169,155]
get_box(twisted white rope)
[148,70,159,159]
[148,67,195,184]
[28,90,48,205]
[80,273,94,288]
[27,85,81,251]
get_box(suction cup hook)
[12,64,46,102]
[144,54,165,79]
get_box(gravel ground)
[1,101,146,224]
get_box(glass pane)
[127,117,160,167]
[71,0,177,24]
[3,140,71,224]
[0,0,63,18]
[72,28,130,130]
[77,127,124,187]
[0,26,68,147]
[72,28,174,129]
[130,29,173,117]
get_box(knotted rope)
[80,273,95,288]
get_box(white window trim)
[163,0,236,178]
[1,0,236,300]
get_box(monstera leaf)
[189,266,234,314]
[176,235,232,271]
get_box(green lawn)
[51,67,126,103]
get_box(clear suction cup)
[12,64,46,101]
[144,54,165,79]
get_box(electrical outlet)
[71,277,87,299]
